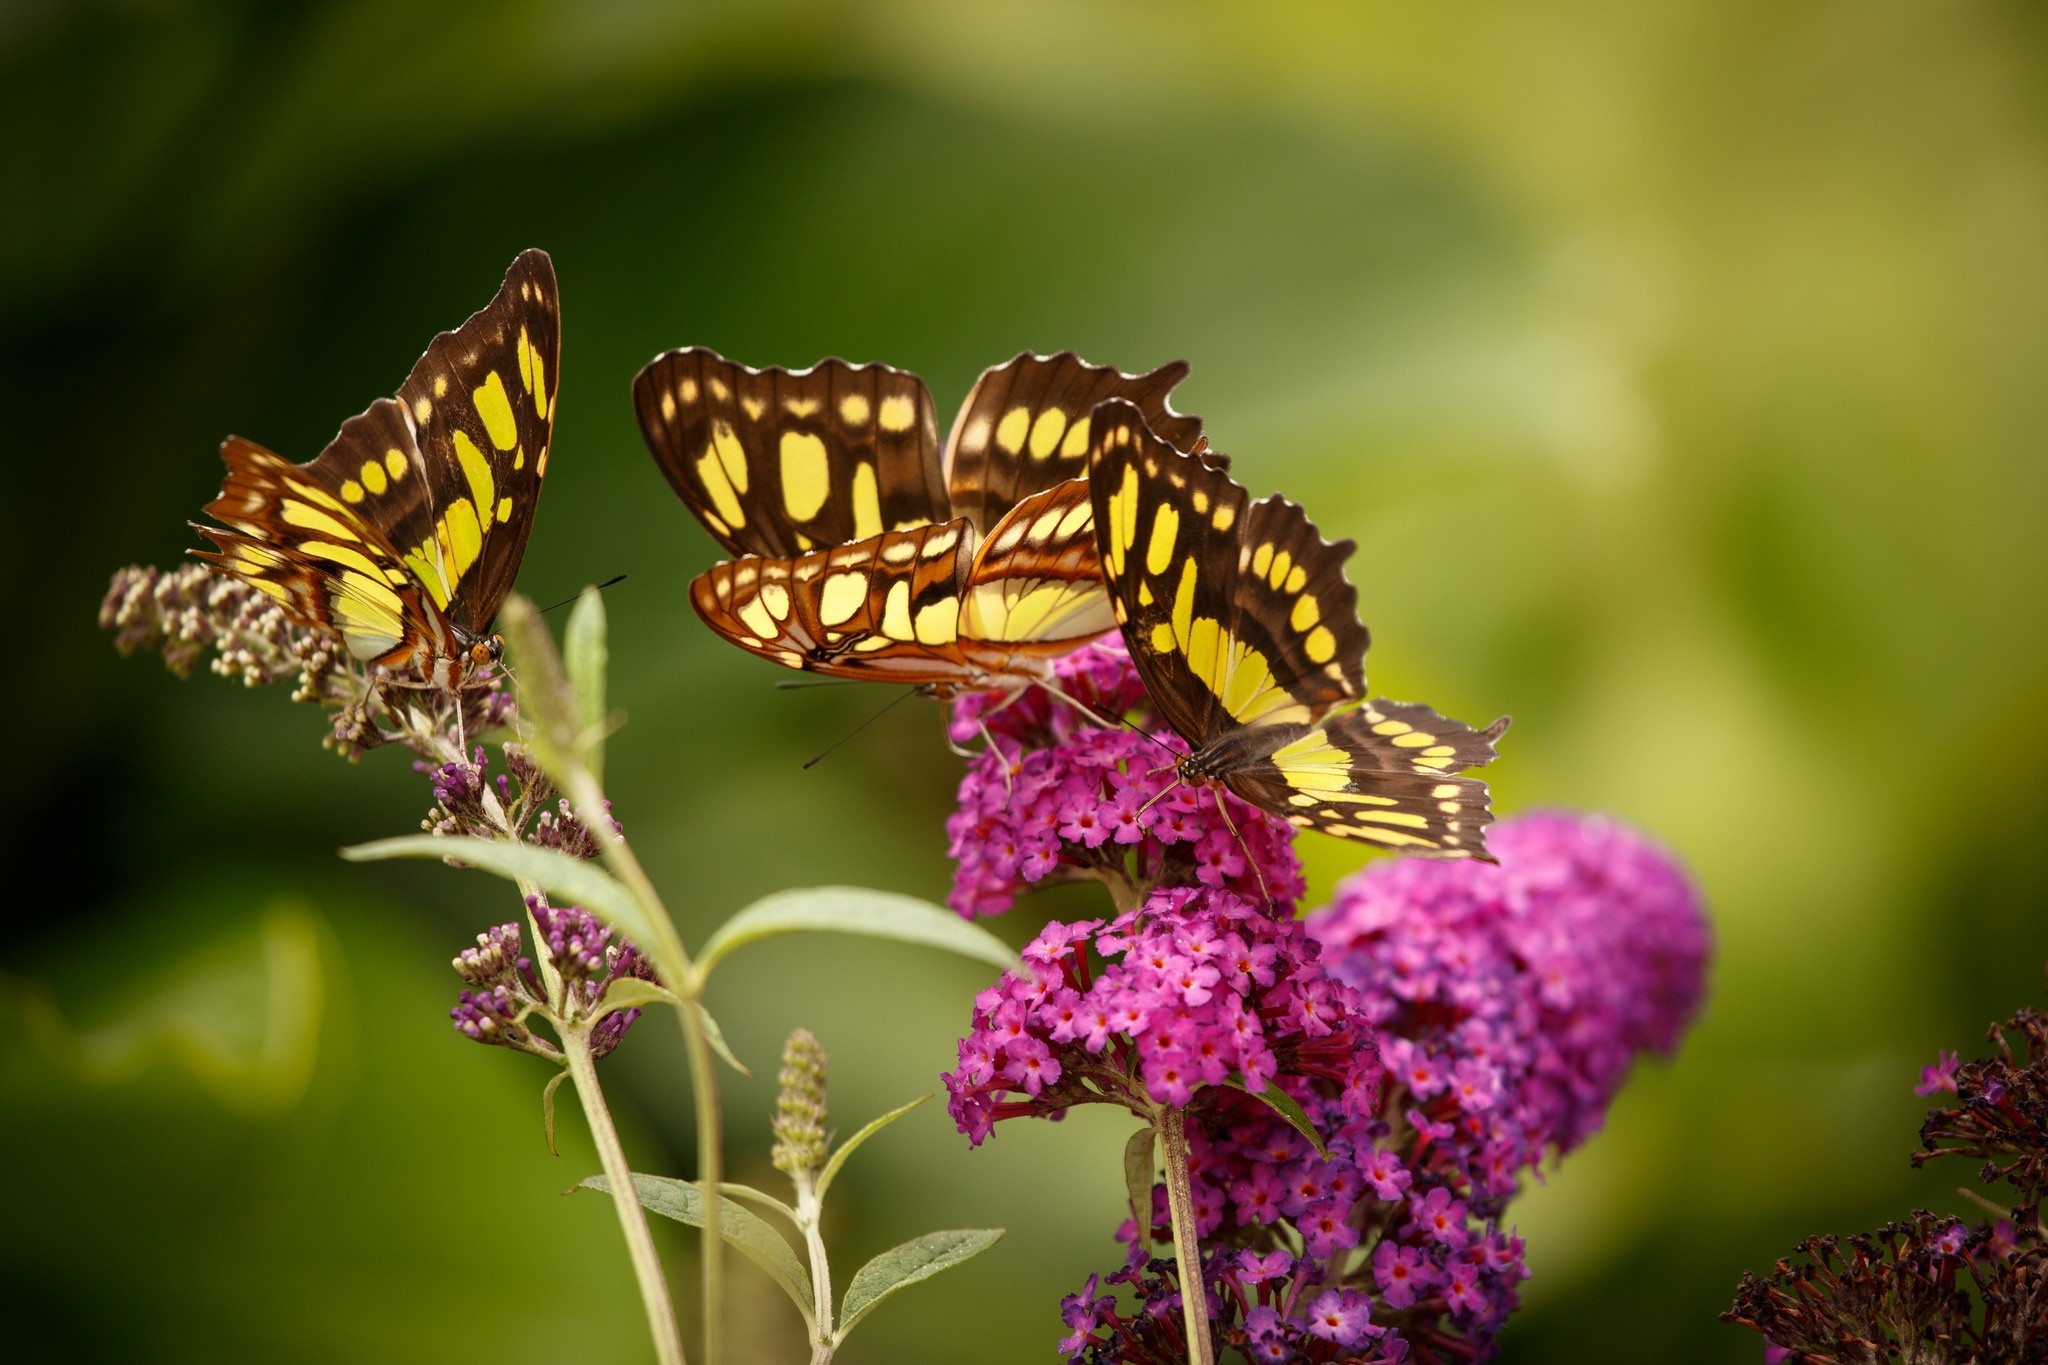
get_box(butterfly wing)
[1224,705,1510,858]
[955,477,1119,674]
[195,433,459,672]
[1228,492,1370,712]
[636,348,947,559]
[391,248,560,637]
[1090,397,1507,854]
[1090,398,1307,743]
[944,351,1205,535]
[688,520,983,686]
[194,249,559,665]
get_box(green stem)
[1156,1105,1215,1365]
[560,768,724,1365]
[677,992,726,1363]
[563,1026,686,1365]
[792,1174,835,1360]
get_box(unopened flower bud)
[771,1029,831,1179]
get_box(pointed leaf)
[715,1181,799,1227]
[1222,1075,1327,1156]
[581,1174,814,1330]
[815,1094,931,1204]
[1122,1125,1157,1233]
[341,836,681,985]
[696,1004,752,1076]
[563,587,609,786]
[590,977,680,1021]
[541,1069,569,1156]
[696,886,1018,983]
[836,1228,1004,1341]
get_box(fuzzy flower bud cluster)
[102,562,514,759]
[771,1028,832,1181]
[449,901,657,1061]
[946,642,1303,919]
[1052,811,1709,1361]
[102,563,335,690]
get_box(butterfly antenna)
[1035,676,1185,764]
[1210,787,1276,913]
[537,574,628,616]
[802,688,917,770]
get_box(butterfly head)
[452,629,505,680]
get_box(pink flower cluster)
[1052,811,1709,1362]
[1309,809,1712,1160]
[936,638,1711,1359]
[945,642,1302,919]
[942,886,1381,1148]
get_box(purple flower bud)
[453,922,523,988]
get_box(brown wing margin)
[635,348,946,559]
[944,351,1206,535]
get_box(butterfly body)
[1089,398,1507,858]
[194,250,561,689]
[642,348,1205,694]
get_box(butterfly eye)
[473,635,504,666]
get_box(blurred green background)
[6,1,2045,1360]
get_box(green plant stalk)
[1156,1104,1216,1365]
[678,992,727,1362]
[563,1024,686,1365]
[561,767,725,1365]
[790,1169,835,1363]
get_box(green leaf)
[1222,1075,1327,1156]
[815,1094,931,1204]
[1122,1124,1156,1233]
[590,977,680,1021]
[541,1069,569,1156]
[695,886,1018,984]
[715,1181,799,1227]
[341,836,682,985]
[563,587,609,786]
[836,1228,1004,1341]
[581,1174,815,1331]
[696,1004,752,1076]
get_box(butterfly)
[194,249,560,690]
[634,348,1208,695]
[1088,398,1509,858]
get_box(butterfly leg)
[1209,786,1275,914]
[1034,674,1118,730]
[452,685,470,758]
[979,718,1017,800]
[1135,771,1185,818]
